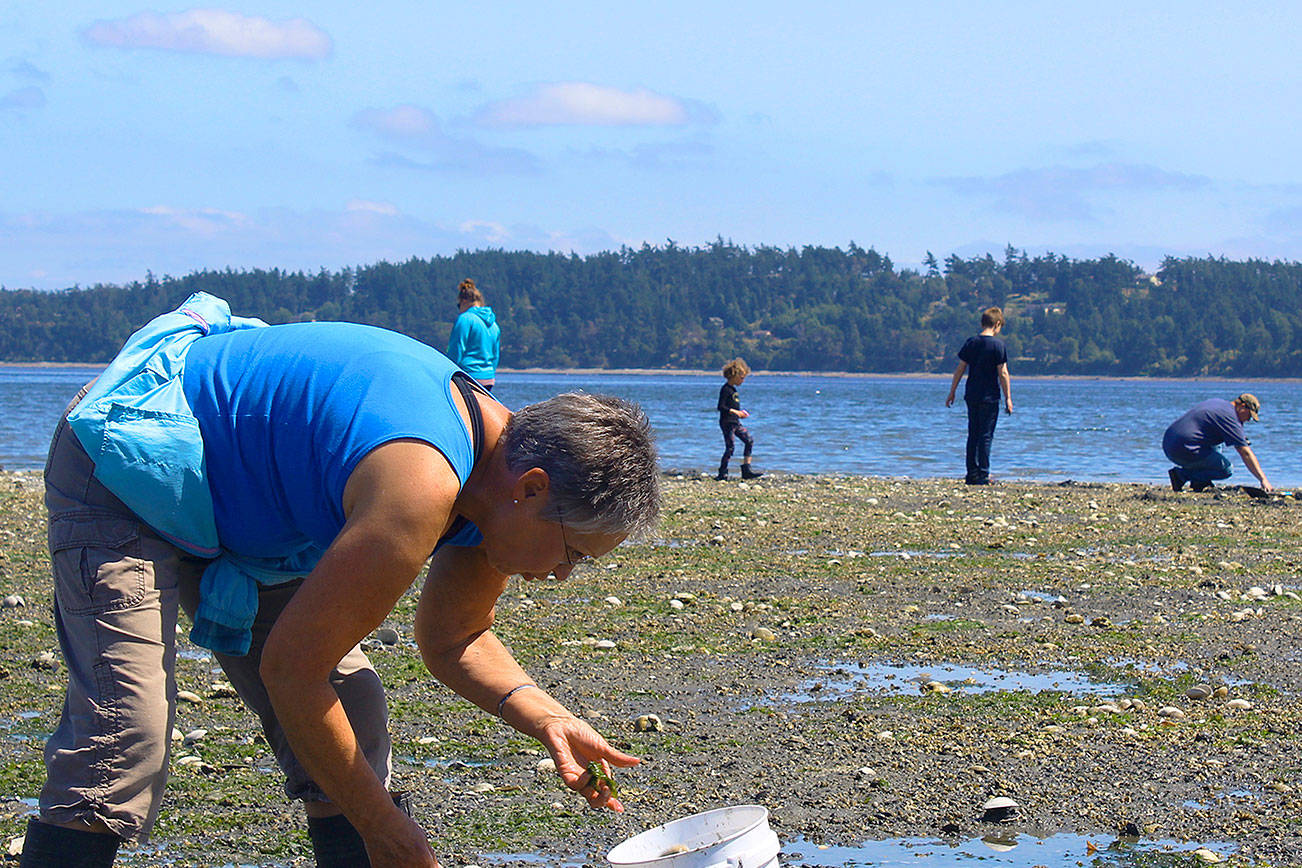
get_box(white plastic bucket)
[606,805,781,868]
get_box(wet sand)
[1,470,1299,866]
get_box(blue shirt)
[447,306,500,380]
[183,322,478,558]
[1163,398,1248,460]
[958,335,1008,402]
[70,296,488,653]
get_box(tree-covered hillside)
[3,243,1300,377]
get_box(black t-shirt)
[958,335,1008,402]
[718,382,741,426]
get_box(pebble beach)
[2,469,1301,866]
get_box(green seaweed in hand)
[586,760,618,797]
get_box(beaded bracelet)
[496,683,538,718]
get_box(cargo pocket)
[49,512,148,616]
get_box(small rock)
[183,728,208,745]
[604,596,623,607]
[471,782,495,794]
[1186,684,1213,701]
[634,713,664,732]
[730,602,745,612]
[669,599,685,610]
[1212,686,1228,699]
[1192,848,1224,864]
[31,652,59,670]
[751,627,776,642]
[537,757,557,774]
[2,594,25,608]
[594,639,617,650]
[374,626,400,646]
[921,680,952,695]
[1225,698,1253,710]
[177,690,204,704]
[8,835,24,857]
[209,681,238,698]
[176,755,205,767]
[1064,613,1085,624]
[1157,706,1186,720]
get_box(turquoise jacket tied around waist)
[67,292,320,655]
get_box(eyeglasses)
[557,513,592,567]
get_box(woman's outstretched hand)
[538,715,641,812]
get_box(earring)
[513,499,518,505]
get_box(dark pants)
[720,422,753,466]
[964,399,1000,484]
[1165,447,1232,484]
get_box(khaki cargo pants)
[39,386,392,842]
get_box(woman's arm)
[260,441,458,866]
[415,544,638,811]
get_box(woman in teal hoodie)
[447,278,501,391]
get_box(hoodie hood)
[467,305,496,327]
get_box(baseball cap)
[1237,393,1261,421]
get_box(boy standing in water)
[717,358,763,480]
[945,307,1013,485]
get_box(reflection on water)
[472,833,1246,867]
[781,832,1242,866]
[782,661,1132,703]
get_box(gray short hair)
[502,392,660,537]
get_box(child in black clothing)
[716,358,762,480]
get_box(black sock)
[18,819,120,868]
[307,813,370,868]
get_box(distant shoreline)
[5,361,1300,384]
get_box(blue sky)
[3,2,1302,289]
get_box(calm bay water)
[3,366,1300,488]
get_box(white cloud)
[457,219,511,243]
[476,82,710,128]
[351,105,540,175]
[139,205,249,235]
[81,9,332,60]
[345,199,399,216]
[352,104,440,141]
[0,204,617,289]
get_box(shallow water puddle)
[472,834,1245,867]
[784,661,1131,702]
[782,832,1242,866]
[477,853,587,866]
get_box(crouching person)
[21,293,660,868]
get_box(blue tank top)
[182,322,477,558]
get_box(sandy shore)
[1,471,1299,866]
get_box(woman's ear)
[512,467,551,503]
